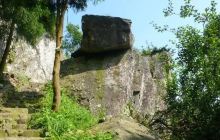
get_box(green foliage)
[29,83,114,140]
[16,6,53,45]
[0,0,55,45]
[17,1,55,44]
[142,46,170,56]
[141,42,171,56]
[163,0,217,23]
[62,24,82,58]
[150,1,220,140]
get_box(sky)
[64,0,220,50]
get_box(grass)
[29,83,114,140]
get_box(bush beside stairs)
[0,107,44,140]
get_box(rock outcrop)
[61,50,168,119]
[0,36,55,83]
[62,15,168,120]
[78,15,133,54]
[92,117,155,140]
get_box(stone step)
[0,124,28,132]
[0,108,44,139]
[0,129,43,138]
[2,101,40,113]
[20,130,42,137]
[0,137,44,140]
[0,113,30,120]
[0,108,28,114]
[0,114,30,128]
[12,124,27,130]
[0,108,30,126]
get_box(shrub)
[29,83,114,140]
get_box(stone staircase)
[0,108,44,140]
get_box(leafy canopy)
[0,0,55,45]
[150,1,220,140]
[62,23,82,57]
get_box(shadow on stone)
[61,49,127,77]
[0,75,43,113]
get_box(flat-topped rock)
[77,15,133,54]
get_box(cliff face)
[61,50,168,118]
[0,37,55,83]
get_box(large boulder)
[78,15,133,54]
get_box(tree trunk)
[52,1,66,112]
[0,22,15,79]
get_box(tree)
[150,1,220,139]
[50,0,102,111]
[0,0,55,79]
[62,23,82,58]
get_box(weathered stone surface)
[61,50,168,119]
[78,15,133,54]
[0,36,55,83]
[0,138,44,140]
[92,117,155,140]
[21,130,42,137]
[0,108,44,139]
